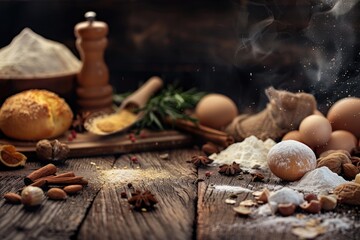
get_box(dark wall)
[1,0,359,113]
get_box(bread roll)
[0,89,73,140]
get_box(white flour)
[0,28,81,78]
[291,167,347,193]
[209,135,275,169]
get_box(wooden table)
[1,148,359,240]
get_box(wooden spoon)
[84,76,163,135]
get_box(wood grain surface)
[0,149,359,240]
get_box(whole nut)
[319,195,337,211]
[342,163,359,180]
[355,173,360,184]
[4,192,22,204]
[333,182,360,205]
[278,203,296,216]
[317,153,349,174]
[201,142,219,155]
[63,185,83,195]
[36,139,69,164]
[21,186,44,207]
[304,193,318,202]
[47,188,67,200]
[320,150,351,159]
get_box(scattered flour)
[212,185,252,193]
[0,28,81,78]
[209,135,276,169]
[291,167,347,193]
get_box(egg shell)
[267,140,317,181]
[299,115,332,148]
[327,97,360,138]
[282,130,304,143]
[195,93,238,129]
[316,130,357,156]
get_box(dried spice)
[128,190,158,210]
[188,155,213,167]
[250,171,265,182]
[218,162,242,176]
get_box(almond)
[342,163,359,180]
[333,182,360,205]
[201,142,219,155]
[4,192,22,204]
[47,188,67,200]
[317,155,343,174]
[63,185,83,194]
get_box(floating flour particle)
[209,135,276,169]
[291,167,347,193]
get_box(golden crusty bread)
[0,89,73,141]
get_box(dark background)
[1,0,359,113]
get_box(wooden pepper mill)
[74,11,113,111]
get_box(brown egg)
[195,93,238,129]
[316,130,357,155]
[313,109,324,116]
[267,140,317,181]
[327,97,360,138]
[282,130,304,143]
[299,115,332,148]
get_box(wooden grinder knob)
[74,11,113,111]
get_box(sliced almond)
[233,206,252,216]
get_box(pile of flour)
[0,28,81,78]
[291,167,347,193]
[209,135,275,169]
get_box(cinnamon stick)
[24,164,57,185]
[54,172,76,178]
[165,118,234,147]
[36,176,88,185]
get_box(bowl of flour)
[0,28,81,104]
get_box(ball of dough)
[0,89,73,140]
[267,140,316,181]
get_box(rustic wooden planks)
[196,166,360,240]
[78,149,200,240]
[0,157,115,240]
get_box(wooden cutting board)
[0,130,193,158]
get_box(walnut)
[333,182,360,206]
[36,139,69,164]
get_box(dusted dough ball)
[195,94,238,130]
[267,140,317,181]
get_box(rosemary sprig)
[113,84,205,130]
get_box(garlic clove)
[21,186,44,207]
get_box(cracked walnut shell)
[36,139,69,163]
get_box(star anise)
[72,111,91,133]
[188,155,213,167]
[218,162,242,176]
[128,190,158,211]
[250,171,265,182]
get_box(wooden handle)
[121,76,163,110]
